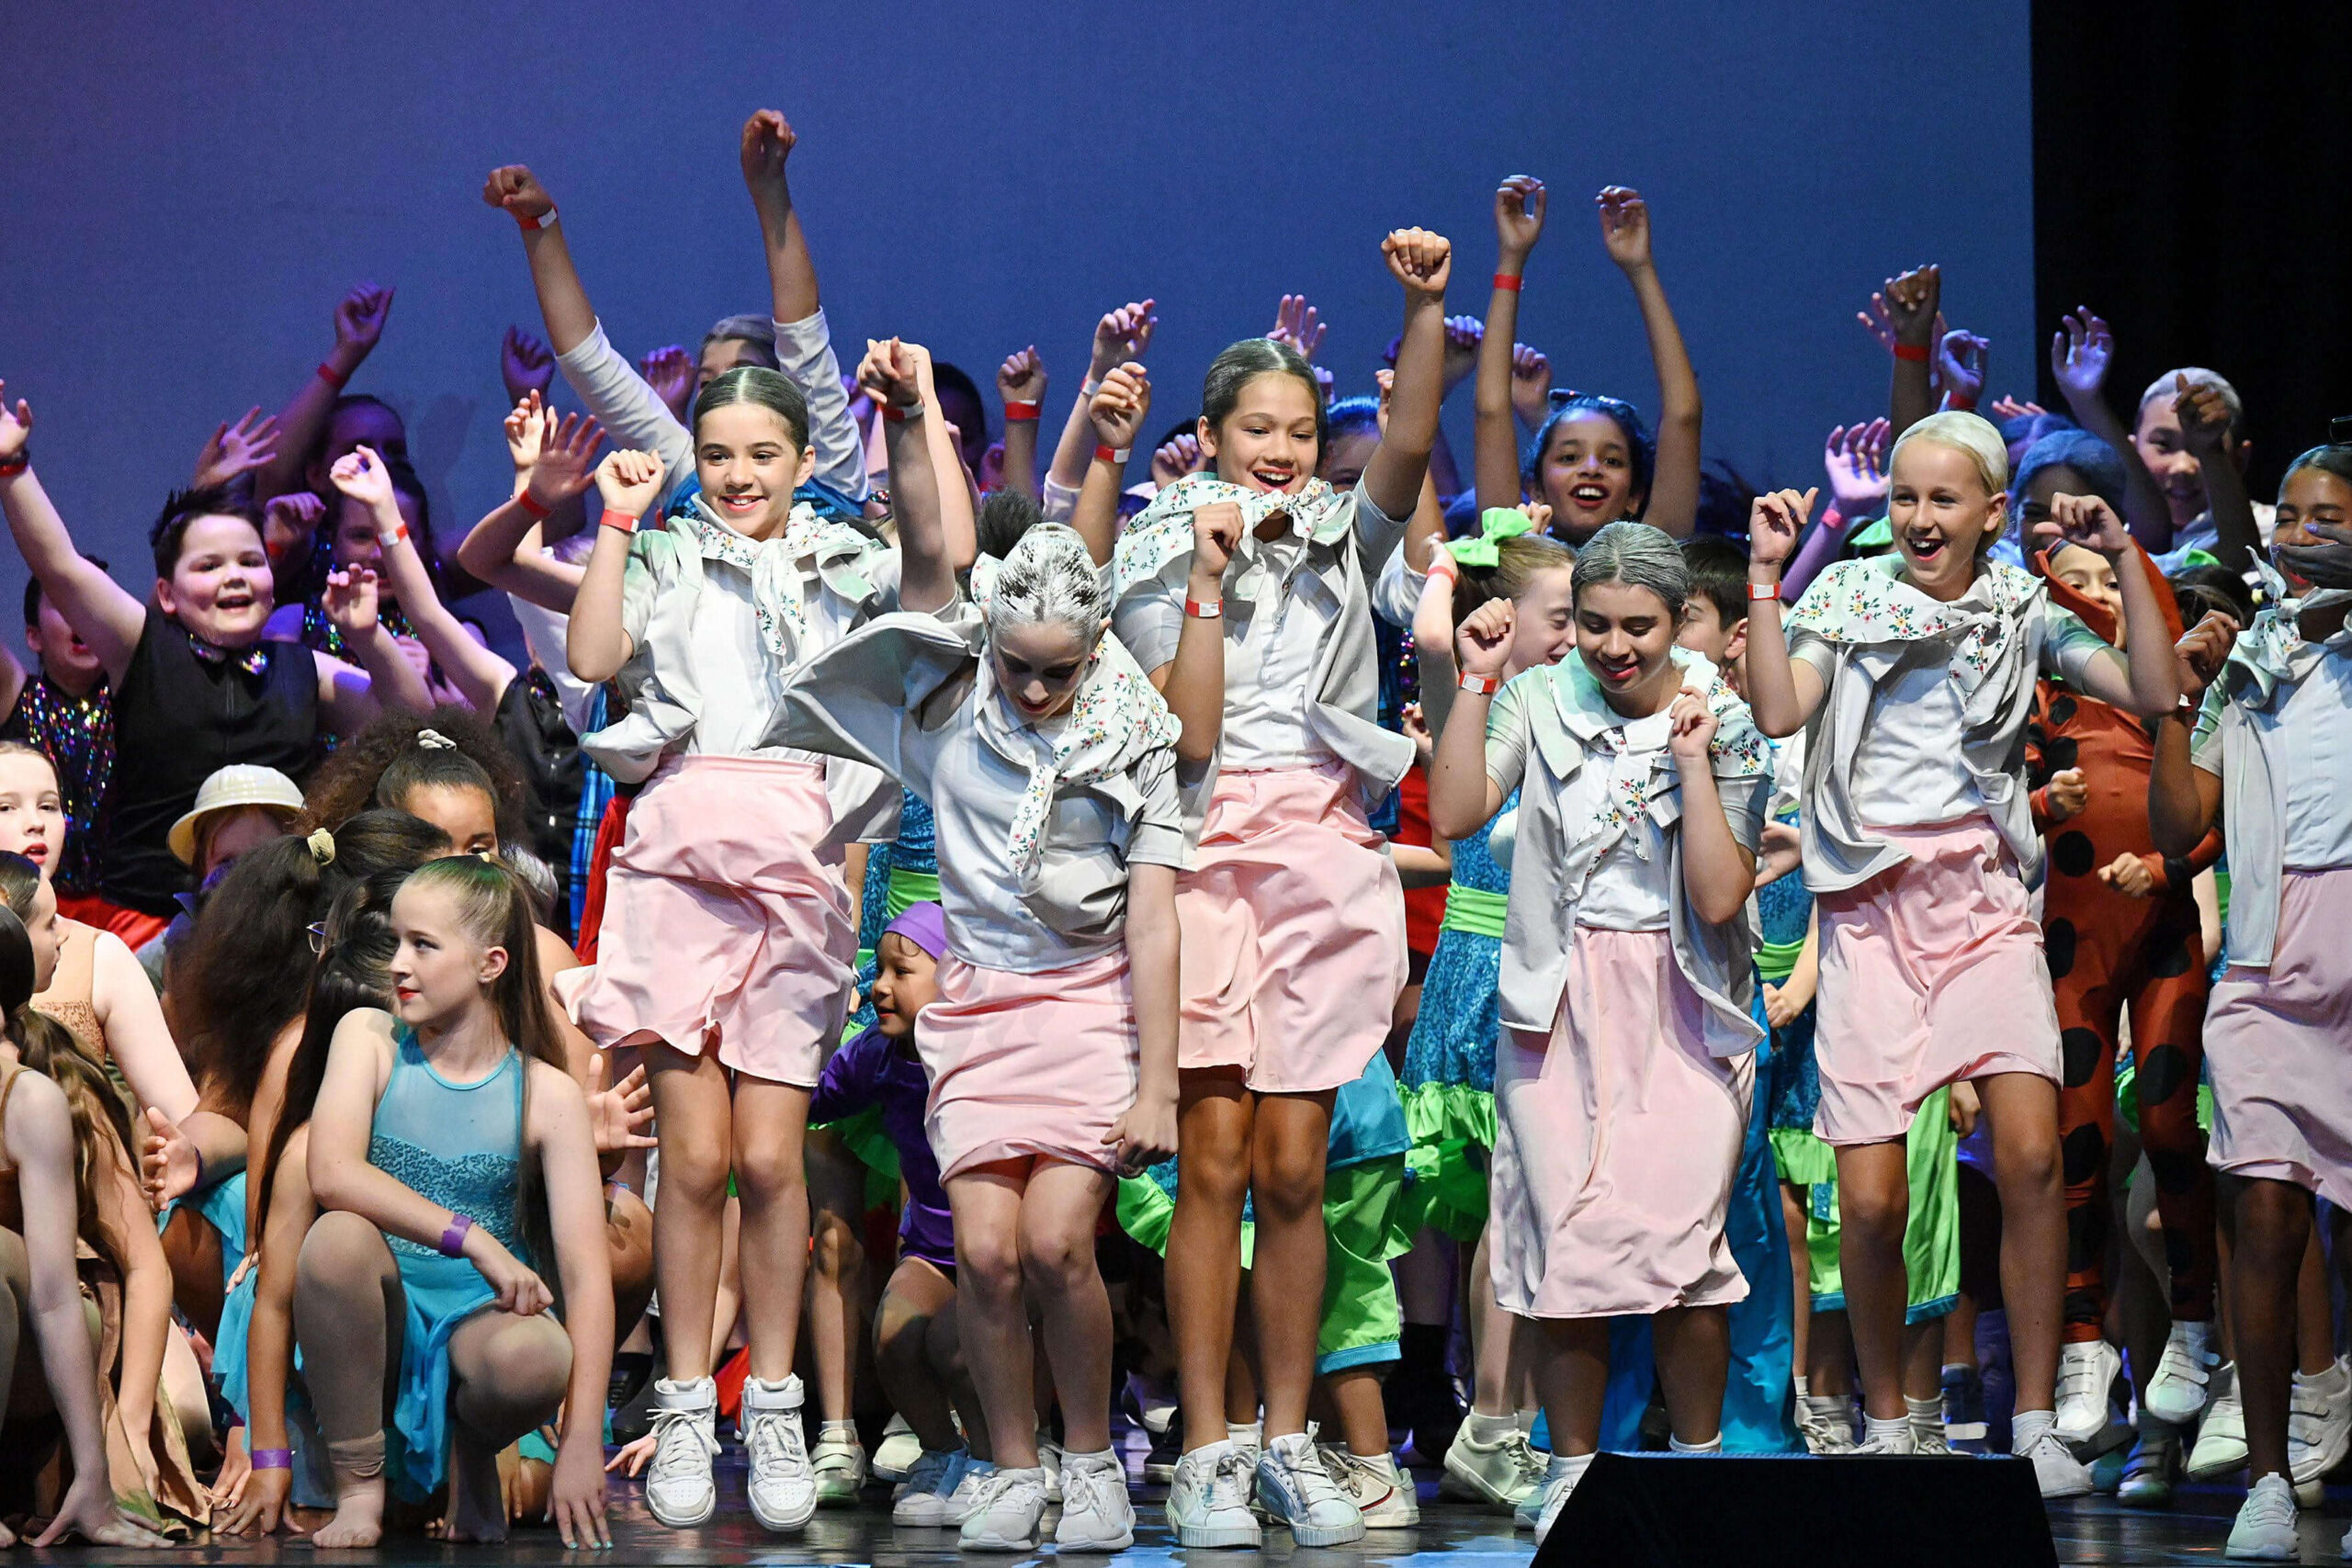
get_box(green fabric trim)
[816,1102,903,1212]
[886,868,942,919]
[1770,1125,1838,1189]
[1117,1176,1256,1268]
[1849,515,1892,549]
[1755,936,1806,983]
[1439,881,1510,939]
[1400,1084,1494,1241]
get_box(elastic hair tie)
[308,828,337,866]
[416,728,457,750]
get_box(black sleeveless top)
[96,609,320,915]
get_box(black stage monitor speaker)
[1532,1452,2059,1568]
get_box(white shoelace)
[2240,1478,2297,1531]
[1060,1461,1116,1519]
[649,1405,719,1483]
[1274,1441,1349,1511]
[746,1407,808,1484]
[1500,1430,1547,1486]
[969,1466,1045,1520]
[1209,1449,1256,1512]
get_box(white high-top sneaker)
[641,1377,720,1529]
[741,1374,819,1532]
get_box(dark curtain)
[2033,0,2352,495]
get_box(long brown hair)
[0,856,130,1273]
[400,856,565,1282]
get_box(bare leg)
[1652,1305,1730,1445]
[948,1165,1042,1469]
[804,1126,867,1426]
[731,1077,814,1381]
[605,1188,656,1352]
[2229,1178,2312,1483]
[1250,1089,1337,1440]
[1532,1317,1611,1456]
[644,1043,735,1382]
[1977,1072,2066,1414]
[292,1211,405,1549]
[1467,1225,1517,1416]
[443,1312,573,1543]
[2296,1224,2334,1378]
[1322,1368,1392,1457]
[1831,1139,1911,1420]
[1169,1073,1252,1454]
[928,1299,992,1461]
[1018,1161,1119,1454]
[875,1258,960,1452]
[1781,1183,1814,1381]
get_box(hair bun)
[308,828,337,866]
[415,728,457,750]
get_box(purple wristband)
[249,1448,293,1472]
[438,1213,474,1258]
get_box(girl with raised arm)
[0,384,430,945]
[1429,523,1769,1543]
[298,858,613,1550]
[779,340,1183,1551]
[1473,179,1704,543]
[558,341,969,1534]
[1089,228,1450,1551]
[2145,434,2352,1561]
[1742,410,2177,1498]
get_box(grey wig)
[1569,521,1690,620]
[984,523,1107,644]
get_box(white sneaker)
[1795,1394,1859,1455]
[872,1412,922,1483]
[1913,1423,1954,1457]
[810,1429,865,1507]
[1441,1420,1545,1508]
[2118,1426,2177,1508]
[1256,1431,1364,1546]
[1853,1424,1917,1456]
[1166,1441,1261,1549]
[642,1377,720,1529]
[2290,1359,2352,1502]
[956,1463,1048,1552]
[889,1447,968,1527]
[1531,1459,1587,1548]
[1037,1433,1065,1504]
[1053,1450,1136,1551]
[741,1375,818,1532]
[2189,1362,2250,1478]
[1318,1445,1419,1527]
[2225,1472,2299,1561]
[2018,1423,2094,1498]
[2144,1320,2222,1426]
[2055,1339,2125,1447]
[937,1457,997,1526]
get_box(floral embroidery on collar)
[684,499,878,656]
[1787,556,2040,689]
[1544,651,1768,862]
[1112,472,1351,597]
[2221,558,2352,710]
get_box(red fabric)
[1394,765,1445,957]
[54,892,170,952]
[571,793,632,964]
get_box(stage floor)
[108,1461,2350,1565]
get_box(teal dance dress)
[368,1029,534,1501]
[1396,792,1515,1239]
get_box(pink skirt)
[1813,818,2061,1145]
[919,950,1140,1181]
[1490,927,1751,1319]
[560,756,854,1087]
[2205,869,2352,1208]
[1177,761,1406,1094]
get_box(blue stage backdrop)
[5,0,2030,635]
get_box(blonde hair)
[1890,411,2010,498]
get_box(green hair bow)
[1447,508,1535,569]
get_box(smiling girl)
[560,344,970,1534]
[0,384,431,945]
[1744,408,2178,1495]
[1430,522,1769,1543]
[1079,227,1449,1550]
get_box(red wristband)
[1492,273,1523,293]
[1946,394,1979,412]
[1747,580,1781,603]
[316,361,350,389]
[1094,444,1131,464]
[1185,596,1223,619]
[514,206,559,232]
[880,400,922,424]
[378,520,410,547]
[0,453,27,479]
[1002,400,1042,422]
[1457,671,1500,695]
[1891,342,1931,363]
[516,489,551,520]
[599,510,639,535]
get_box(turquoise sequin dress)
[368,1030,533,1501]
[1396,793,1515,1238]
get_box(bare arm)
[2148,613,2235,855]
[2050,310,2174,550]
[313,582,435,733]
[1113,862,1181,1170]
[107,1135,172,1479]
[332,447,516,713]
[1071,364,1152,566]
[1476,178,1545,514]
[2177,376,2261,575]
[254,285,393,502]
[567,450,663,683]
[1048,303,1157,496]
[8,1076,121,1497]
[2039,497,2180,718]
[526,1064,615,1543]
[996,348,1046,502]
[233,1124,315,1531]
[1742,489,1830,738]
[1361,229,1453,524]
[1598,188,1701,536]
[1430,602,1513,839]
[857,342,956,614]
[1882,265,1940,440]
[0,394,146,685]
[1148,506,1240,764]
[1668,694,1758,926]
